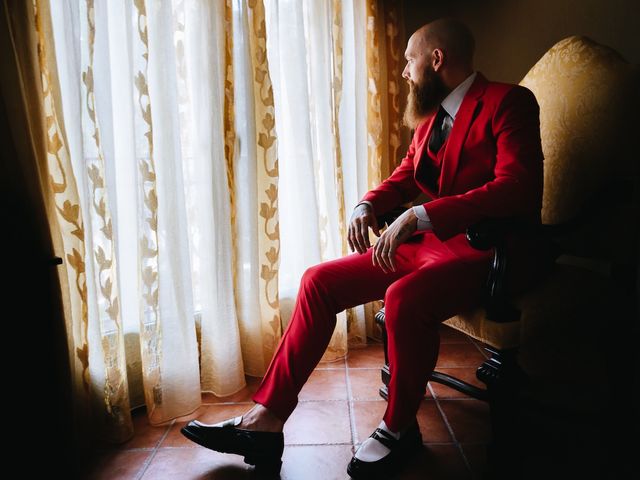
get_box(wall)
[403,0,640,83]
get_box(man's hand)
[372,208,418,273]
[348,203,381,254]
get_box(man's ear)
[432,48,444,71]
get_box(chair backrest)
[442,37,639,349]
[519,35,638,225]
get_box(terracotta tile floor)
[82,323,624,479]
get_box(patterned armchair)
[375,35,639,472]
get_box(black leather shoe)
[180,416,284,474]
[347,421,423,479]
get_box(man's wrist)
[355,201,374,213]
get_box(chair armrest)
[466,219,522,323]
[466,218,520,251]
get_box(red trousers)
[252,230,492,432]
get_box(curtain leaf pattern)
[80,0,131,439]
[247,0,282,364]
[224,0,239,309]
[32,0,92,395]
[132,0,163,416]
[366,0,383,187]
[331,0,347,256]
[362,0,404,338]
[366,0,403,180]
[384,2,403,169]
[330,0,360,349]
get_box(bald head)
[413,18,475,69]
[401,19,476,128]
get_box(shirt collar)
[441,72,477,119]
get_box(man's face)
[402,36,447,129]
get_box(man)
[181,18,543,479]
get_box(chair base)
[379,364,492,401]
[376,311,528,477]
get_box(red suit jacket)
[361,73,545,287]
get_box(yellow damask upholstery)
[522,36,637,225]
[443,35,638,349]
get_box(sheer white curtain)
[50,0,244,428]
[264,0,371,356]
[47,0,376,441]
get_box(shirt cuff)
[356,201,374,214]
[412,205,432,231]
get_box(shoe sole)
[180,426,283,474]
[347,432,423,479]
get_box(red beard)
[403,65,448,130]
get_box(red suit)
[252,73,544,432]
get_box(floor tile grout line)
[159,442,357,450]
[111,447,157,452]
[429,383,474,476]
[201,400,256,405]
[286,441,356,448]
[344,355,358,450]
[135,419,174,480]
[201,397,386,405]
[202,398,364,406]
[135,449,159,480]
[345,366,388,370]
[139,439,461,451]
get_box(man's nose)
[402,64,409,80]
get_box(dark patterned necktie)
[429,106,453,152]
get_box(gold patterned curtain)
[35,0,134,442]
[245,0,283,372]
[18,0,406,448]
[366,0,406,186]
[358,0,406,339]
[35,0,283,444]
[22,0,131,443]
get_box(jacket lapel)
[438,73,488,196]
